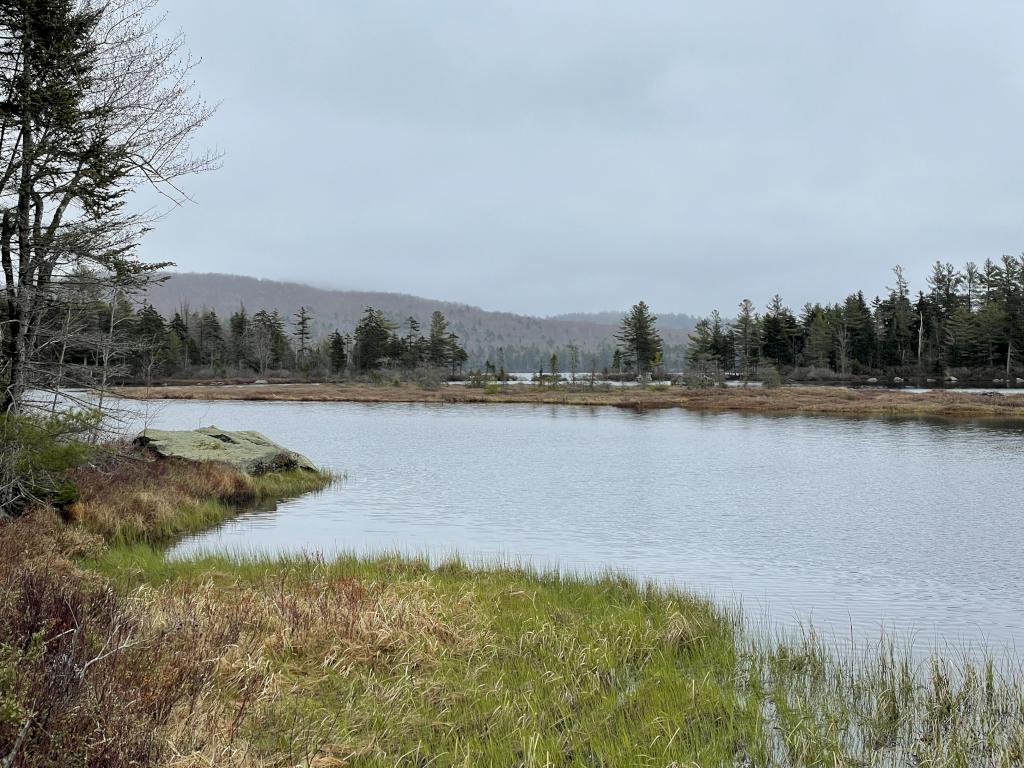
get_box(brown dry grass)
[114,382,1024,420]
[144,564,478,767]
[64,450,330,545]
[66,452,256,544]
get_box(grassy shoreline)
[113,381,1024,421]
[5,455,1024,765]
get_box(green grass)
[86,546,1024,767]
[57,457,1024,766]
[95,550,763,766]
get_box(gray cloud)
[138,0,1024,316]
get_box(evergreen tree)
[567,342,581,384]
[615,301,663,378]
[732,299,760,379]
[328,330,348,374]
[130,303,168,384]
[401,316,424,368]
[169,311,195,369]
[293,306,313,370]
[802,304,833,369]
[879,266,915,366]
[229,306,251,370]
[352,306,394,371]
[197,311,224,368]
[762,295,799,366]
[427,311,451,367]
[844,292,876,370]
[447,332,468,375]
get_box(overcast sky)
[139,0,1024,317]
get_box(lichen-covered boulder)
[135,426,317,475]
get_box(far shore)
[111,381,1024,420]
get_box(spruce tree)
[615,301,663,378]
[328,330,348,374]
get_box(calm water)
[126,398,1024,651]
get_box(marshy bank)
[4,441,1024,765]
[113,381,1024,421]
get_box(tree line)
[20,279,474,385]
[687,258,1024,381]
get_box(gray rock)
[135,426,317,475]
[866,377,878,384]
[893,376,904,384]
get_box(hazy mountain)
[549,311,699,331]
[142,273,694,370]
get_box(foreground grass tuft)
[99,553,757,767]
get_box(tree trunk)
[3,37,35,413]
[1007,341,1012,388]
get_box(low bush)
[0,515,233,768]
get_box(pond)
[123,398,1024,652]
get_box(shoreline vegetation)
[2,448,1023,765]
[113,381,1024,421]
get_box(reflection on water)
[119,398,1024,652]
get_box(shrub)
[0,411,100,517]
[0,515,229,767]
[760,365,782,388]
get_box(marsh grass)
[80,548,1024,767]
[114,382,1024,420]
[7,454,1024,766]
[95,552,761,767]
[66,452,332,545]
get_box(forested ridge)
[138,272,694,372]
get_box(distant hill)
[142,273,694,370]
[549,311,699,331]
